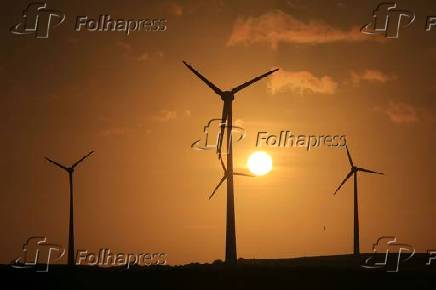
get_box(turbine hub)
[221,91,234,101]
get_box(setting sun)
[247,151,273,176]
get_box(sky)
[0,0,435,265]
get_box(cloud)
[164,2,184,16]
[374,101,418,124]
[151,109,192,122]
[184,109,191,117]
[137,52,149,62]
[115,41,164,63]
[152,110,178,122]
[351,69,397,87]
[116,41,132,53]
[268,69,338,95]
[227,10,370,49]
[99,127,128,137]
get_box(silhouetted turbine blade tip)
[182,61,223,95]
[231,68,279,94]
[358,167,384,175]
[72,151,94,168]
[45,157,67,170]
[209,176,227,199]
[334,171,354,195]
[345,145,354,167]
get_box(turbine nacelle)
[220,91,234,102]
[333,146,383,195]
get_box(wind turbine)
[333,145,383,256]
[183,61,278,264]
[45,151,94,266]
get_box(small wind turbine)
[333,145,383,256]
[45,151,94,266]
[183,61,278,264]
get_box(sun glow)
[247,151,272,176]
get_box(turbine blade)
[182,61,223,96]
[209,175,227,200]
[358,167,384,175]
[234,172,255,177]
[72,151,94,169]
[231,68,279,94]
[45,157,68,170]
[345,144,354,167]
[334,170,354,195]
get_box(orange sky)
[1,0,435,265]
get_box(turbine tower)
[333,145,383,256]
[45,151,94,266]
[183,61,278,264]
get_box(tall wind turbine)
[183,61,278,264]
[45,151,94,266]
[333,145,383,256]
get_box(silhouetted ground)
[1,254,435,289]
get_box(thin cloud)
[164,2,184,16]
[351,69,397,87]
[227,10,370,49]
[152,110,178,122]
[116,41,132,54]
[268,69,338,95]
[137,52,150,62]
[184,109,192,117]
[374,101,418,124]
[151,109,192,122]
[99,127,128,137]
